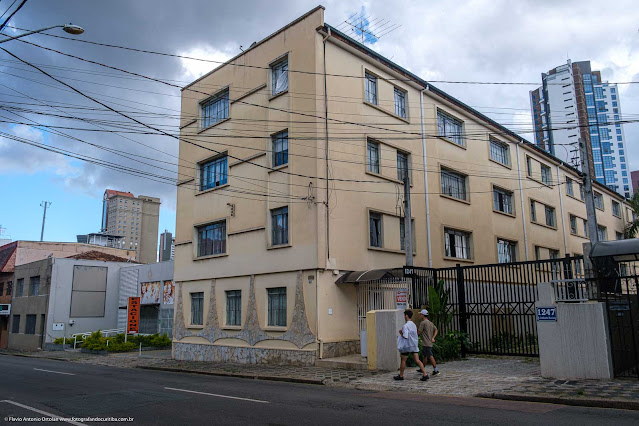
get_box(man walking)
[417,309,439,376]
[394,310,429,381]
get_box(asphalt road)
[1,355,638,425]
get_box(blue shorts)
[421,346,434,358]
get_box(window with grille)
[197,221,227,257]
[201,89,229,129]
[441,169,467,201]
[394,87,406,118]
[597,225,607,241]
[545,205,556,227]
[530,200,536,222]
[489,140,509,166]
[497,239,516,263]
[437,111,463,146]
[594,192,604,210]
[200,156,228,191]
[397,152,408,182]
[267,287,287,327]
[271,207,289,246]
[29,276,40,296]
[25,314,36,335]
[369,212,382,248]
[541,164,552,185]
[367,140,380,174]
[493,187,513,214]
[565,177,574,196]
[569,215,578,234]
[226,290,241,326]
[365,72,377,104]
[612,200,621,217]
[272,130,288,167]
[190,292,204,325]
[444,228,471,260]
[271,57,288,95]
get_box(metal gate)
[356,278,412,332]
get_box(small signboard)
[0,304,10,316]
[396,289,408,310]
[403,267,415,277]
[609,301,630,311]
[52,322,64,331]
[536,306,557,322]
[127,297,140,334]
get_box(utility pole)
[404,176,413,266]
[579,139,599,244]
[40,201,52,242]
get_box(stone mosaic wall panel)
[173,342,316,366]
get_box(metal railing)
[551,279,597,302]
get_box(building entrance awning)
[590,239,639,261]
[335,268,404,284]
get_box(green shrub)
[82,331,107,351]
[433,330,473,361]
[53,337,66,345]
[106,341,136,352]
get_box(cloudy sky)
[0,0,637,244]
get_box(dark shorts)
[421,346,434,358]
[399,351,418,356]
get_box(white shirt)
[398,320,419,353]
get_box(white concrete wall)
[366,309,404,371]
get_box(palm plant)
[624,192,639,238]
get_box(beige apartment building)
[173,6,633,365]
[101,189,160,264]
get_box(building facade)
[101,189,161,264]
[173,7,633,365]
[530,60,631,197]
[159,230,175,262]
[631,170,639,195]
[0,242,17,348]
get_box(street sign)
[403,267,414,277]
[0,304,10,315]
[536,306,557,322]
[127,297,140,334]
[396,289,408,310]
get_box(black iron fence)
[407,256,585,357]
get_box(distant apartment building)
[158,230,174,262]
[530,60,631,197]
[101,189,161,264]
[631,170,639,195]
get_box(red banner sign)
[127,297,140,334]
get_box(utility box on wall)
[366,309,404,371]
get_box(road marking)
[164,387,269,404]
[33,368,76,376]
[1,400,87,425]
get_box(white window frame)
[444,227,472,260]
[271,56,289,96]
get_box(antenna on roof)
[338,7,401,45]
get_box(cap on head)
[420,309,429,316]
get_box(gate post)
[456,263,468,357]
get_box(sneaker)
[416,368,422,372]
[432,370,440,376]
[393,375,404,381]
[420,375,429,382]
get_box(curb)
[0,352,73,362]
[136,365,326,386]
[476,392,639,411]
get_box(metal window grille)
[397,152,408,181]
[493,188,513,214]
[497,239,516,263]
[444,228,471,259]
[272,58,289,95]
[29,276,40,296]
[272,131,289,167]
[437,111,463,146]
[367,141,380,173]
[489,140,509,165]
[441,170,467,200]
[365,73,377,104]
[565,177,574,196]
[271,207,289,246]
[369,212,382,247]
[190,292,204,325]
[541,165,552,185]
[545,205,556,227]
[201,89,229,129]
[267,287,287,326]
[25,314,36,335]
[200,156,228,191]
[226,290,241,326]
[197,221,227,256]
[394,88,406,118]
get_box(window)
[365,72,377,104]
[612,200,621,217]
[530,200,537,222]
[565,177,574,196]
[526,156,533,176]
[197,221,227,257]
[271,57,288,95]
[441,169,467,201]
[497,239,516,263]
[579,183,585,200]
[6,281,10,296]
[272,130,288,167]
[29,276,40,296]
[11,315,20,333]
[397,151,408,182]
[400,217,406,251]
[493,187,514,215]
[541,164,552,185]
[616,232,624,240]
[545,205,556,227]
[201,89,229,129]
[583,219,589,238]
[569,215,578,234]
[489,140,509,166]
[16,278,23,297]
[549,249,560,260]
[366,140,380,174]
[444,228,471,260]
[190,292,204,325]
[394,87,406,118]
[226,290,241,326]
[200,155,228,191]
[597,225,607,241]
[0,282,3,296]
[267,287,287,327]
[437,111,463,146]
[594,192,604,210]
[25,315,36,335]
[369,212,382,248]
[271,207,289,246]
